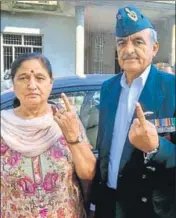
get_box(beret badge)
[125,7,138,22]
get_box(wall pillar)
[75,6,85,76]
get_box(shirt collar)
[120,65,151,89]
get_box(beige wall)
[154,16,175,65]
[1,11,76,77]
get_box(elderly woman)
[1,53,96,218]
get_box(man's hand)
[128,103,159,153]
[53,93,81,143]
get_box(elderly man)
[92,5,176,218]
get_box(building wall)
[102,33,116,73]
[153,16,175,65]
[1,10,174,79]
[1,11,76,77]
[86,16,175,75]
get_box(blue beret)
[116,6,154,37]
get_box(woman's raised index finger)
[61,93,71,112]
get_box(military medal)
[149,118,176,133]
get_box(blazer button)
[142,174,147,179]
[152,167,156,172]
[141,197,148,203]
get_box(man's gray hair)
[149,28,158,43]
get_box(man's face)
[116,29,159,74]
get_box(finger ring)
[60,108,66,114]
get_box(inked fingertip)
[136,102,140,107]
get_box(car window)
[49,90,100,150]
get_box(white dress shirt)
[107,65,151,189]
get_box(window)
[2,33,43,73]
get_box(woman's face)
[13,59,53,107]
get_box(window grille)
[92,32,104,74]
[2,33,43,73]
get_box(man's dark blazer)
[92,65,176,218]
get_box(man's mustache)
[122,55,138,60]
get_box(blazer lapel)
[99,75,122,161]
[138,65,165,119]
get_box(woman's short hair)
[10,52,53,81]
[155,62,173,72]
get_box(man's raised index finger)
[61,93,71,112]
[136,102,146,128]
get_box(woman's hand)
[53,93,96,180]
[53,93,82,143]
